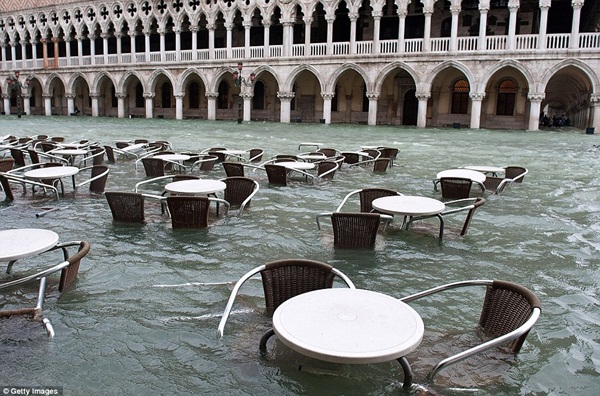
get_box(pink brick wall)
[1,0,82,13]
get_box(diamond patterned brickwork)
[0,0,83,13]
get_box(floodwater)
[1,116,599,396]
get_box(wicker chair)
[440,177,473,199]
[0,174,15,201]
[317,148,338,157]
[141,157,167,177]
[103,145,116,163]
[335,187,403,213]
[504,166,528,183]
[221,176,260,216]
[166,195,229,229]
[483,177,512,195]
[0,158,14,172]
[400,279,541,383]
[316,212,390,249]
[248,148,264,163]
[340,152,361,164]
[217,259,356,339]
[190,155,219,172]
[222,161,245,177]
[10,148,27,168]
[105,191,146,223]
[0,240,90,338]
[316,160,339,179]
[377,147,399,166]
[76,165,110,194]
[264,164,288,185]
[373,158,391,172]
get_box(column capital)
[368,12,380,20]
[240,93,253,99]
[242,21,252,29]
[479,3,490,12]
[224,23,234,30]
[540,0,551,8]
[1,94,9,99]
[143,93,154,99]
[65,94,76,99]
[325,15,335,24]
[115,93,127,99]
[590,94,600,105]
[450,6,461,15]
[415,92,431,101]
[42,93,54,99]
[527,93,545,102]
[205,92,218,99]
[469,92,486,101]
[190,26,199,33]
[572,1,584,10]
[174,93,184,99]
[366,93,379,100]
[508,1,520,12]
[277,91,295,100]
[321,92,335,100]
[89,93,101,99]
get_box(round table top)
[120,143,147,152]
[24,166,80,179]
[372,195,446,216]
[297,153,326,161]
[153,154,190,162]
[276,161,315,170]
[0,228,60,262]
[51,149,87,156]
[216,149,247,155]
[436,169,486,183]
[273,288,424,364]
[164,179,226,195]
[58,143,87,149]
[462,165,505,174]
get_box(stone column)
[590,94,600,132]
[326,15,335,55]
[538,1,551,50]
[469,93,485,129]
[144,93,154,118]
[570,0,584,49]
[65,37,72,66]
[478,2,489,51]
[507,1,519,50]
[244,21,251,58]
[241,92,253,122]
[277,92,294,123]
[322,92,335,124]
[370,11,380,54]
[207,23,215,60]
[22,94,30,115]
[206,92,218,121]
[422,5,433,52]
[174,27,181,61]
[367,93,379,126]
[129,32,136,63]
[76,35,83,65]
[42,38,49,68]
[2,94,10,115]
[115,33,122,63]
[102,33,109,64]
[89,34,96,65]
[159,29,166,62]
[527,94,544,131]
[42,94,53,116]
[144,30,151,62]
[415,92,430,128]
[225,23,233,59]
[175,93,184,120]
[347,12,358,54]
[303,17,312,56]
[190,27,198,60]
[263,21,271,57]
[31,39,38,65]
[282,20,294,57]
[90,93,100,117]
[116,93,126,118]
[66,94,75,115]
[1,43,7,69]
[10,40,18,69]
[449,5,460,52]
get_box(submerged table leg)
[397,356,414,389]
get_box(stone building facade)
[1,0,599,131]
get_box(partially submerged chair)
[317,148,337,157]
[221,176,260,216]
[406,197,486,240]
[377,147,399,166]
[141,157,168,177]
[335,187,403,213]
[504,166,528,183]
[400,279,541,383]
[0,240,90,338]
[190,155,219,172]
[222,161,245,177]
[248,148,264,163]
[264,164,288,185]
[166,195,229,229]
[483,177,512,195]
[75,165,110,194]
[217,259,356,338]
[105,191,147,223]
[315,160,339,180]
[440,177,473,199]
[316,212,391,249]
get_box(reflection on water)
[1,116,599,395]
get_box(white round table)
[297,153,326,162]
[272,288,423,387]
[24,166,80,180]
[372,195,446,217]
[164,179,226,195]
[153,154,191,162]
[276,161,315,170]
[436,169,486,183]
[462,165,505,175]
[0,228,60,273]
[298,142,323,150]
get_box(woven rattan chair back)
[222,162,245,177]
[105,192,145,223]
[103,146,116,163]
[358,188,400,213]
[197,155,218,171]
[10,148,27,167]
[207,151,226,163]
[505,166,527,183]
[142,157,166,177]
[249,148,264,163]
[0,158,14,172]
[483,176,508,194]
[90,146,105,165]
[89,165,110,194]
[27,149,40,164]
[260,259,336,314]
[479,280,542,353]
[58,240,90,292]
[264,164,288,185]
[40,142,56,153]
[373,158,390,172]
[317,161,338,179]
[115,142,130,149]
[440,177,473,199]
[317,148,337,157]
[167,196,211,229]
[341,152,360,164]
[0,174,15,201]
[222,177,256,207]
[331,212,381,249]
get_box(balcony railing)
[1,32,599,72]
